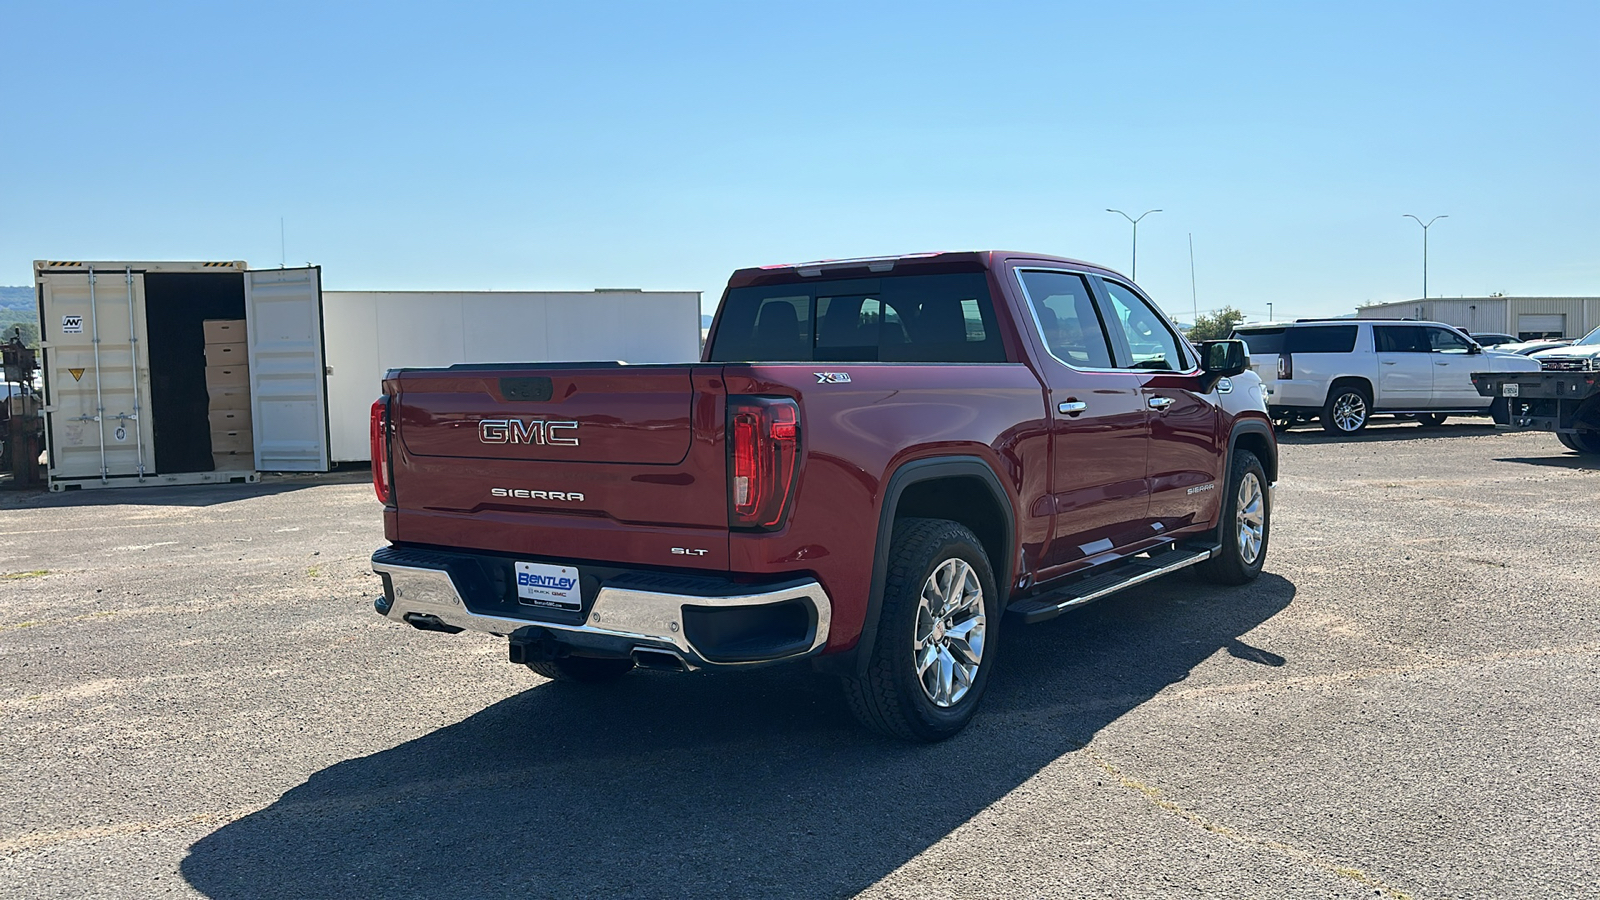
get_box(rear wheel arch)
[849,456,1016,677]
[1324,375,1374,406]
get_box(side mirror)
[1467,343,1482,355]
[1198,339,1248,393]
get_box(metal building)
[1355,296,1600,340]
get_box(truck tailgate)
[387,364,731,568]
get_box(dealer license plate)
[1502,383,1520,397]
[515,561,581,610]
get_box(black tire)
[1321,384,1372,435]
[526,655,634,683]
[1196,449,1270,585]
[1417,413,1448,427]
[1563,430,1600,455]
[842,518,999,742]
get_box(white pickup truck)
[1473,325,1600,454]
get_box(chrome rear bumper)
[371,548,832,672]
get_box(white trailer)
[35,261,329,490]
[320,289,702,462]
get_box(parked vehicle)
[1528,326,1600,371]
[1231,320,1542,434]
[1470,332,1519,347]
[1496,339,1573,356]
[369,251,1276,741]
[1475,326,1600,454]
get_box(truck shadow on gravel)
[1493,454,1597,469]
[182,573,1295,899]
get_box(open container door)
[245,267,331,471]
[38,267,156,489]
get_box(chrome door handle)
[1147,396,1174,411]
[1381,361,1396,365]
[1435,362,1449,366]
[1058,400,1088,416]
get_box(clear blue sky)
[3,1,1596,322]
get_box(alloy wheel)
[1236,472,1265,565]
[913,558,986,708]
[1332,392,1368,432]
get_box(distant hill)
[701,314,712,329]
[0,286,33,311]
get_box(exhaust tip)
[403,612,464,634]
[631,648,688,672]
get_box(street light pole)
[1107,208,1161,280]
[1402,214,1448,299]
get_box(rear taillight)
[1277,354,1292,380]
[370,397,393,506]
[729,397,800,530]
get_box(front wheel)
[1196,449,1270,585]
[1321,385,1371,435]
[843,518,998,742]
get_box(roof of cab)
[725,251,1125,289]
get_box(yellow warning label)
[69,368,85,381]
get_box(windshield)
[1575,326,1600,346]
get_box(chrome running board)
[1006,544,1219,625]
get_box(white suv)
[1231,320,1542,434]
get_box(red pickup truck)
[370,251,1276,741]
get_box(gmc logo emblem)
[479,418,579,446]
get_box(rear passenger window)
[1016,271,1115,368]
[1284,325,1357,354]
[1375,325,1428,353]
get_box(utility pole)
[1188,233,1197,326]
[1402,214,1448,299]
[1106,208,1161,280]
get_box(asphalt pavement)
[0,423,1596,899]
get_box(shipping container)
[35,261,329,490]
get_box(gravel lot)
[0,423,1596,899]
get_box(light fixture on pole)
[1402,214,1448,299]
[1106,208,1161,280]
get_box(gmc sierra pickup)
[370,251,1277,741]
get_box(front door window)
[1100,282,1190,372]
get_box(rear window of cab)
[708,272,1005,363]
